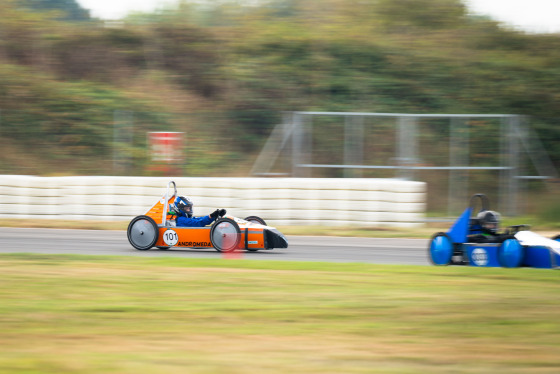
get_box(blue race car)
[429,194,560,269]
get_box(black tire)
[552,234,560,241]
[210,218,241,252]
[244,216,267,226]
[127,215,159,250]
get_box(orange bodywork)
[153,224,267,250]
[144,195,177,225]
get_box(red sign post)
[147,132,184,175]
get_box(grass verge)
[1,253,559,373]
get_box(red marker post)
[147,132,184,175]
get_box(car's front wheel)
[210,218,241,252]
[428,232,453,266]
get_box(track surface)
[0,227,430,265]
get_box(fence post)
[344,115,364,178]
[448,117,469,215]
[500,116,519,216]
[397,116,418,180]
[292,112,311,177]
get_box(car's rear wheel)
[210,218,241,252]
[428,232,453,266]
[127,215,159,250]
[244,216,267,226]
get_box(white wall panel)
[0,175,426,227]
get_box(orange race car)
[127,181,288,252]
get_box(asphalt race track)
[0,227,430,266]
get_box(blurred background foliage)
[0,0,559,180]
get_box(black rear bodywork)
[264,228,289,249]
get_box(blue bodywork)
[524,245,560,269]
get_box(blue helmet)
[172,196,193,217]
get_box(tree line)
[0,0,558,176]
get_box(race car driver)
[171,195,226,227]
[468,210,514,243]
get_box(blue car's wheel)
[552,234,560,242]
[498,239,524,268]
[429,232,454,266]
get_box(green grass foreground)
[1,254,559,373]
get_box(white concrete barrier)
[0,175,426,227]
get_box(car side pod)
[429,232,453,265]
[516,231,560,269]
[498,239,524,268]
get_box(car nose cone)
[265,228,288,249]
